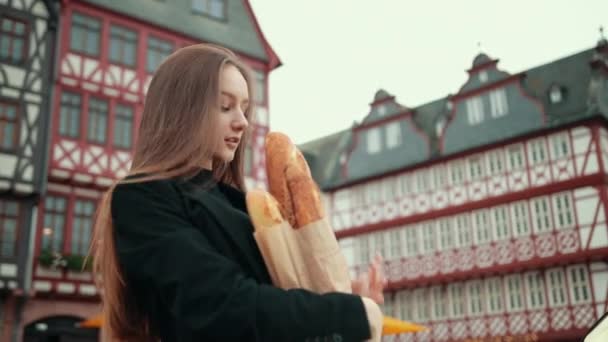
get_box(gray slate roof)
[300,42,608,190]
[82,0,275,64]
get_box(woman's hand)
[352,254,388,304]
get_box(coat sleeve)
[111,180,372,342]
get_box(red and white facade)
[19,0,279,340]
[331,121,608,341]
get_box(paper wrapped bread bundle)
[247,131,426,335]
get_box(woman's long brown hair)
[88,43,256,341]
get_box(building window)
[254,70,266,104]
[397,291,413,320]
[568,265,591,304]
[490,89,508,117]
[468,156,485,180]
[474,210,492,244]
[450,160,466,185]
[529,139,547,165]
[507,145,525,170]
[356,235,369,266]
[59,92,81,138]
[364,182,380,205]
[0,102,19,151]
[372,232,385,258]
[553,192,574,230]
[415,171,430,192]
[414,289,430,321]
[505,275,524,312]
[71,199,95,255]
[87,97,108,144]
[421,224,435,254]
[0,200,19,257]
[432,165,447,189]
[385,122,401,149]
[547,268,567,307]
[431,286,447,319]
[511,201,530,237]
[109,25,137,67]
[366,128,381,154]
[449,284,466,318]
[0,15,28,64]
[455,215,472,247]
[42,196,67,253]
[493,206,510,240]
[405,227,418,257]
[551,133,570,159]
[147,36,173,73]
[549,85,564,104]
[438,219,453,250]
[192,0,226,20]
[70,12,101,56]
[525,272,546,309]
[114,104,134,149]
[388,229,401,260]
[486,277,504,314]
[466,97,484,125]
[532,197,552,234]
[468,281,484,316]
[487,150,504,175]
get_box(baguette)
[245,189,285,231]
[265,132,320,228]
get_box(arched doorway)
[23,315,99,342]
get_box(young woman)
[90,44,386,341]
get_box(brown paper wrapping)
[254,218,352,294]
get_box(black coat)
[111,170,371,341]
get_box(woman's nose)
[232,111,249,131]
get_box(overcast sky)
[249,1,608,145]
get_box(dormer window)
[479,71,488,83]
[366,128,381,154]
[549,85,564,104]
[386,122,401,148]
[377,104,386,116]
[192,0,226,20]
[466,97,484,125]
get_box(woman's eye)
[221,105,230,112]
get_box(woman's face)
[211,64,249,165]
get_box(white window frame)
[416,171,430,193]
[547,268,568,307]
[551,133,570,160]
[397,290,413,321]
[525,271,546,309]
[386,121,402,149]
[507,144,525,170]
[431,286,447,320]
[567,265,591,305]
[474,210,492,245]
[529,138,548,165]
[372,232,385,259]
[356,235,370,266]
[366,128,381,154]
[421,223,435,254]
[432,165,447,189]
[466,97,484,125]
[450,160,466,185]
[553,192,575,230]
[438,219,453,250]
[487,149,505,175]
[405,226,419,257]
[493,206,511,241]
[455,215,472,247]
[449,283,466,318]
[511,201,531,237]
[398,174,411,196]
[388,228,402,260]
[531,197,552,234]
[490,89,509,118]
[505,274,525,312]
[414,288,430,322]
[467,280,485,316]
[468,156,485,180]
[364,182,381,205]
[486,277,504,314]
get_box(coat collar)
[176,173,270,282]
